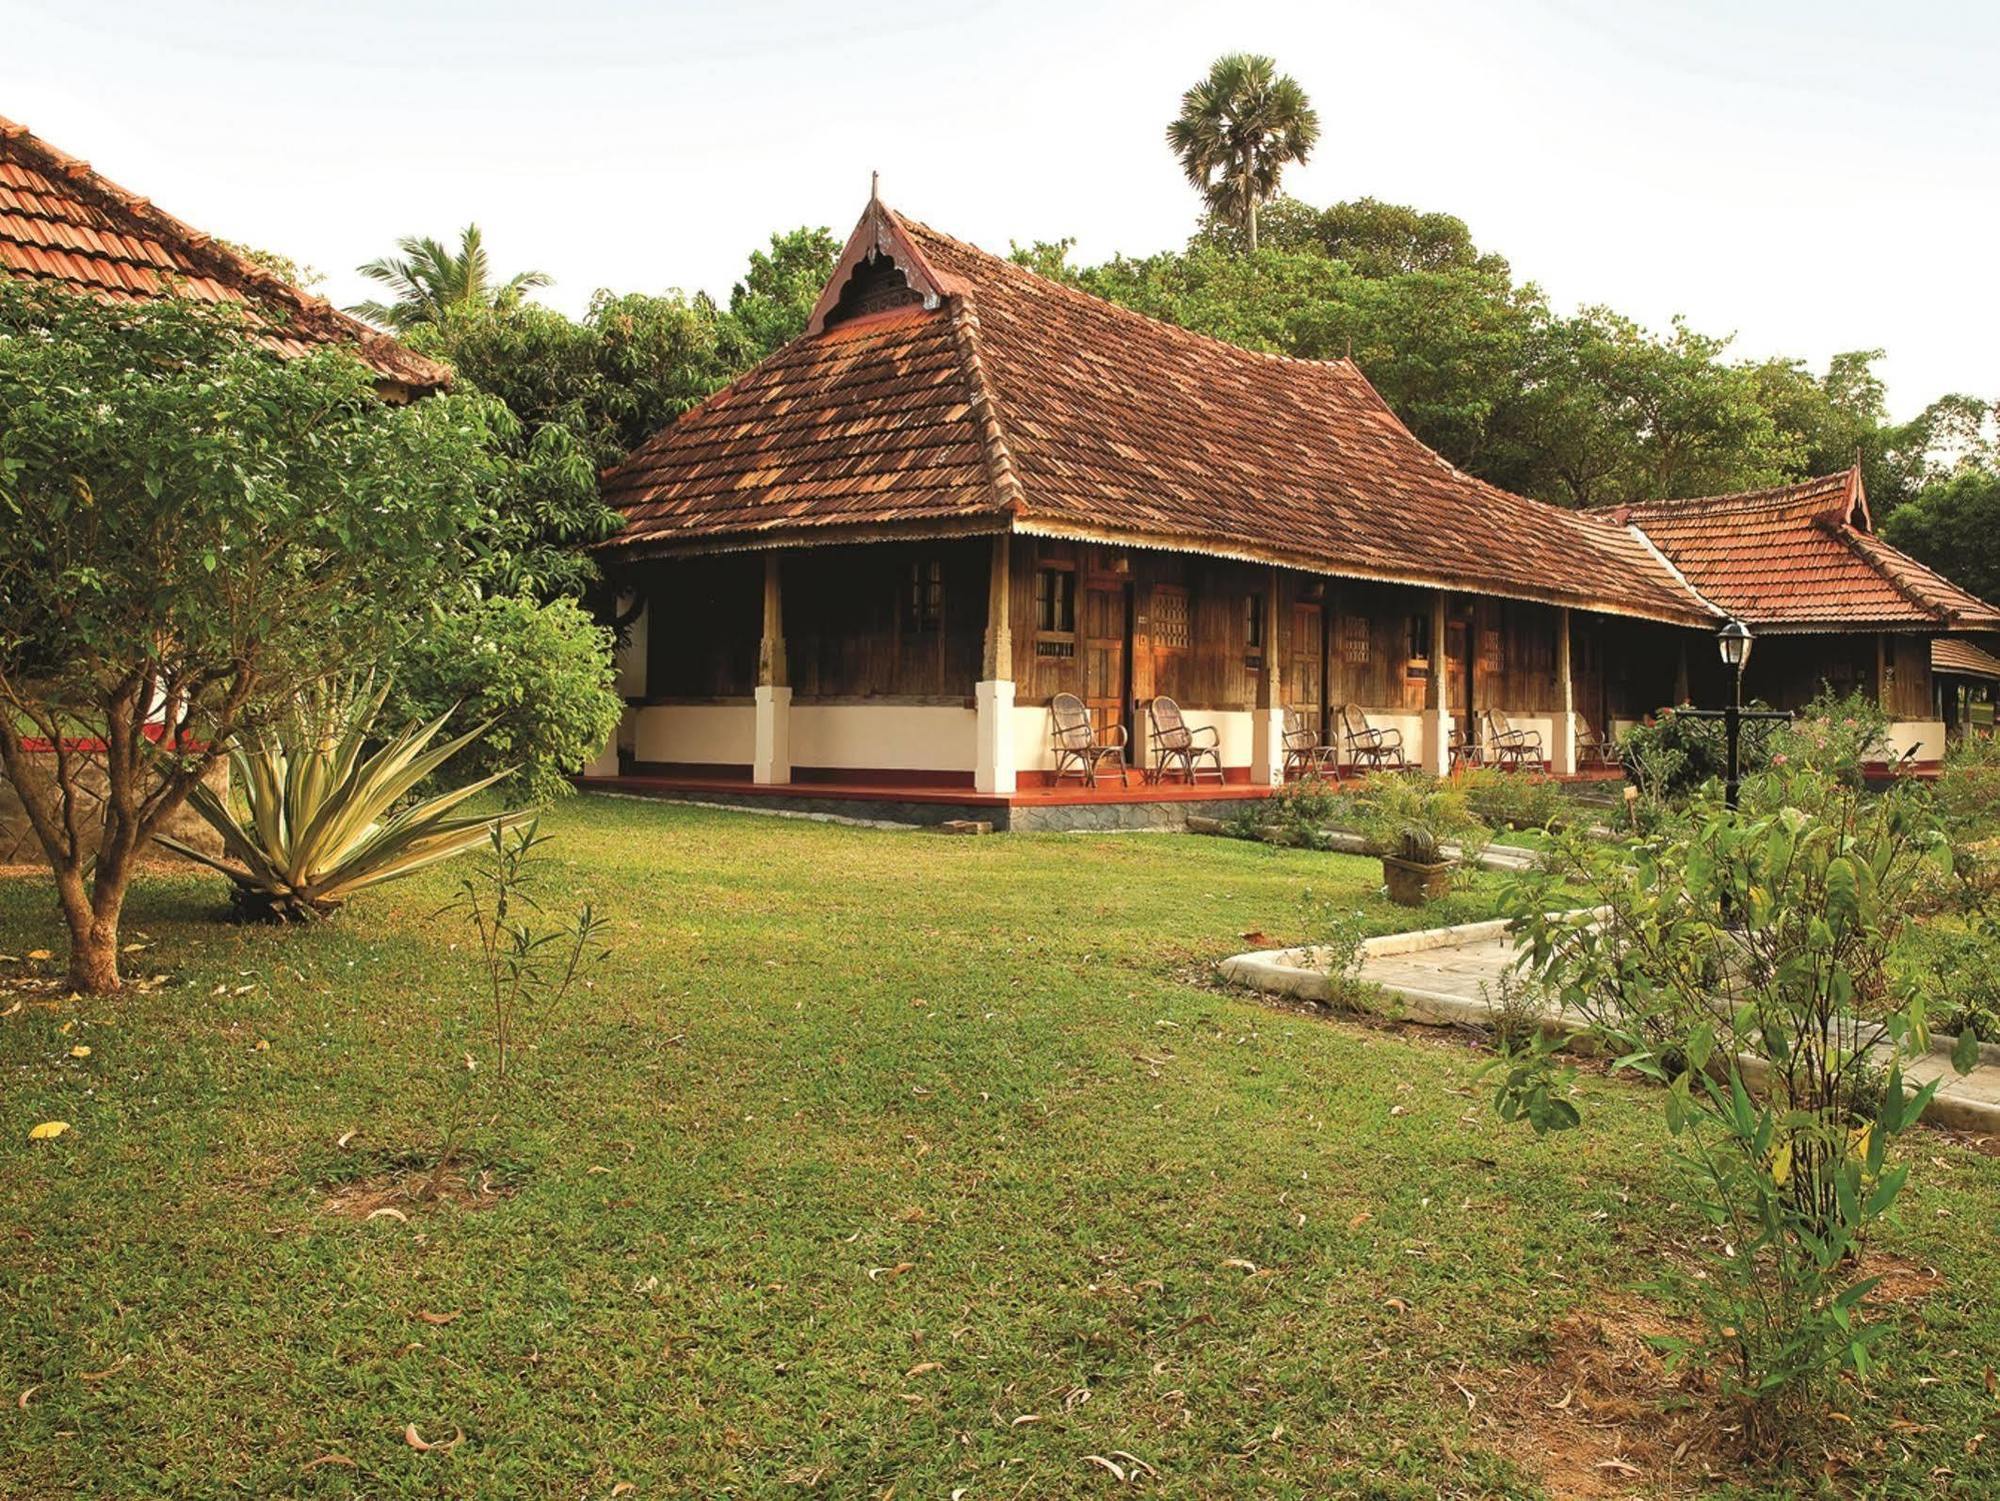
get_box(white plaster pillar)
[753,554,791,785]
[1551,607,1578,776]
[975,534,1017,795]
[1252,567,1286,786]
[1421,588,1452,776]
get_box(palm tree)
[347,224,552,331]
[1166,54,1321,253]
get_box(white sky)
[4,0,1995,418]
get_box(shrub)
[388,594,623,804]
[1933,734,2000,845]
[1619,700,1779,800]
[1495,770,1976,1444]
[1338,772,1492,864]
[1458,768,1573,832]
[1763,688,1892,788]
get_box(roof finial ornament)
[870,169,880,205]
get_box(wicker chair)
[1283,708,1340,782]
[1576,714,1619,769]
[1336,703,1406,772]
[1050,692,1129,787]
[1147,696,1224,784]
[1483,708,1544,771]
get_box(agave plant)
[158,681,533,921]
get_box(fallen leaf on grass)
[336,1130,359,1149]
[1596,1458,1643,1477]
[1,1001,21,1018]
[416,1310,461,1326]
[404,1423,463,1453]
[78,1355,129,1381]
[611,1485,636,1497]
[366,1207,409,1224]
[301,1454,357,1472]
[1383,1297,1409,1314]
[1011,1413,1043,1427]
[252,1039,270,1052]
[16,1385,36,1410]
[1220,1257,1258,1274]
[866,1262,915,1282]
[905,1361,942,1377]
[27,1121,69,1142]
[25,950,52,962]
[1084,1454,1127,1482]
[68,1046,90,1059]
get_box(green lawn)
[4,796,1999,1498]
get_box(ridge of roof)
[895,211,1366,376]
[1601,468,1861,527]
[0,112,447,389]
[945,295,1026,516]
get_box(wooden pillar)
[1876,632,1892,712]
[1421,589,1451,775]
[1674,640,1690,706]
[1551,607,1578,776]
[975,533,1017,795]
[752,553,791,784]
[1252,567,1286,785]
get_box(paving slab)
[1220,922,2000,1135]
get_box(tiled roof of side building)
[1603,470,2000,633]
[602,199,1718,628]
[0,114,446,390]
[1933,636,2000,681]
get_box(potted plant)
[1380,824,1457,906]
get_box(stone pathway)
[1222,920,2000,1135]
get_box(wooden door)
[1289,601,1324,725]
[1083,579,1131,747]
[1447,619,1474,749]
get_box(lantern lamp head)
[1717,619,1753,673]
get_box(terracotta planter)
[1381,854,1457,907]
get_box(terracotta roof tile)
[1603,472,2000,632]
[0,113,445,390]
[602,200,1712,626]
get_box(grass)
[4,795,2000,1497]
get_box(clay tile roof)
[602,200,1714,628]
[0,113,446,390]
[1933,636,2000,681]
[1602,471,2000,633]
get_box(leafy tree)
[1197,194,1509,280]
[0,282,514,993]
[350,224,553,332]
[1880,466,2000,603]
[723,226,841,362]
[1503,309,1792,506]
[1166,54,1321,253]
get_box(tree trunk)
[1248,186,1259,254]
[60,841,132,995]
[64,902,122,994]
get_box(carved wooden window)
[1479,627,1504,671]
[1152,586,1191,651]
[903,558,943,634]
[1034,564,1076,658]
[1340,615,1371,666]
[824,254,924,329]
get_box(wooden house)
[588,195,2000,824]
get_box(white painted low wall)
[633,703,756,767]
[792,704,976,772]
[1885,719,1946,762]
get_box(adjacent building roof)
[0,113,446,391]
[602,198,1716,627]
[1934,636,2000,681]
[1603,471,2000,634]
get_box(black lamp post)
[1717,619,1753,808]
